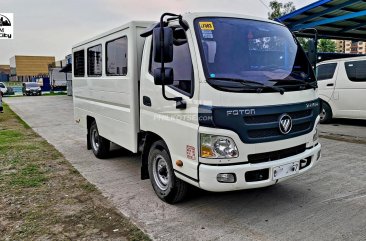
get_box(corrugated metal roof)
[278,0,366,40]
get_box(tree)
[298,38,309,52]
[317,39,336,52]
[268,1,296,20]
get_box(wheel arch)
[140,131,169,180]
[86,116,95,150]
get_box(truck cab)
[73,12,321,203]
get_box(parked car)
[317,56,366,123]
[0,82,7,94]
[5,86,15,95]
[22,82,42,96]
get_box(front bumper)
[25,90,41,95]
[199,143,321,192]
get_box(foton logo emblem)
[279,113,292,135]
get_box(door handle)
[143,96,151,107]
[327,83,334,87]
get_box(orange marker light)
[176,160,183,167]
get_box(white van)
[73,13,321,203]
[317,56,366,123]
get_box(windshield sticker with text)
[199,22,214,31]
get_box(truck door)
[140,28,200,182]
[317,62,337,103]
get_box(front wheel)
[148,140,188,204]
[89,121,110,158]
[320,101,332,124]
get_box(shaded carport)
[278,0,366,41]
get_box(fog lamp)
[217,173,236,183]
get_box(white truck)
[72,12,321,203]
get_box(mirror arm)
[159,13,187,109]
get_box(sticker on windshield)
[199,22,214,30]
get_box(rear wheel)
[89,121,110,158]
[148,140,188,204]
[320,101,332,124]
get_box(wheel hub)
[153,154,170,191]
[91,129,100,151]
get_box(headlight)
[313,123,319,142]
[200,134,239,159]
[26,88,30,91]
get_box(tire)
[320,101,333,124]
[148,140,188,204]
[89,121,110,158]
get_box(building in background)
[0,65,10,81]
[9,55,55,82]
[335,40,366,54]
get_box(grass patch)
[0,103,151,240]
[9,164,47,188]
[0,129,23,144]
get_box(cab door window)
[150,28,194,97]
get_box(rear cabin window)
[87,44,102,76]
[74,50,85,77]
[106,37,128,76]
[149,28,194,97]
[344,60,366,82]
[317,63,337,81]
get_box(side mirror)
[307,39,317,66]
[154,67,174,85]
[153,27,173,63]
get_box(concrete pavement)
[4,96,366,241]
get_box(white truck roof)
[181,12,283,26]
[72,21,155,49]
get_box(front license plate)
[273,162,299,180]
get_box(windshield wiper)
[268,79,317,89]
[208,78,285,95]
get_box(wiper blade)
[208,78,285,95]
[268,79,318,89]
[208,77,261,85]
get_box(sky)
[0,0,315,64]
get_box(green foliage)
[268,1,296,20]
[297,38,336,53]
[298,37,310,52]
[318,39,336,52]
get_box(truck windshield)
[194,18,316,92]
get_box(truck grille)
[198,99,320,144]
[244,110,312,124]
[248,144,306,164]
[246,110,313,141]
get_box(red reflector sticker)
[186,145,196,160]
